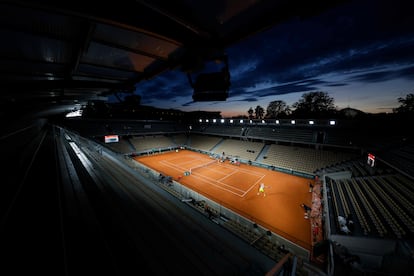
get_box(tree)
[393,93,414,114]
[254,105,265,119]
[291,91,337,118]
[265,100,291,118]
[247,107,254,119]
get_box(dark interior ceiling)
[0,0,347,119]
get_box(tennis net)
[189,160,217,174]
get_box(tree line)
[241,91,414,119]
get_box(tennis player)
[257,183,266,197]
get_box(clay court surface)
[135,149,313,250]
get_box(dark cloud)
[137,71,192,103]
[230,77,328,101]
[181,101,195,107]
[348,64,414,83]
[350,70,399,83]
[255,83,318,98]
[236,97,258,103]
[130,0,414,114]
[227,32,414,90]
[225,0,414,85]
[399,66,414,80]
[228,87,249,98]
[326,83,348,87]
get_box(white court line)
[167,156,207,167]
[157,158,243,195]
[209,163,267,197]
[160,158,212,171]
[159,159,188,173]
[210,162,266,183]
[217,169,238,182]
[191,173,245,197]
[159,158,267,198]
[192,165,265,196]
[242,175,266,197]
[192,170,246,193]
[200,164,229,177]
[220,162,265,176]
[190,167,234,186]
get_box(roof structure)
[0,0,346,118]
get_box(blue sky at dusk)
[131,0,414,118]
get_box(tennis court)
[135,149,313,250]
[159,155,264,197]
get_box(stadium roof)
[0,0,346,119]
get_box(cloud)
[181,100,195,107]
[347,64,414,83]
[235,97,258,103]
[136,71,192,103]
[128,0,414,115]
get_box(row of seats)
[246,127,314,144]
[103,134,360,177]
[188,134,222,151]
[130,135,174,152]
[212,139,264,161]
[330,178,367,235]
[262,144,357,175]
[221,220,287,262]
[202,125,244,137]
[328,174,414,239]
[362,178,413,237]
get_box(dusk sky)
[129,0,414,118]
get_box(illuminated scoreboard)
[104,135,119,143]
[367,153,375,167]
